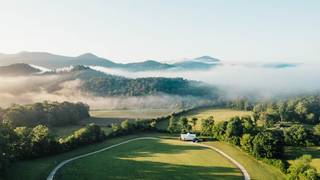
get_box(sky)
[0,0,319,63]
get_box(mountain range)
[0,52,221,71]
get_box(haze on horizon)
[0,0,319,63]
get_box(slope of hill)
[62,66,216,97]
[0,52,221,71]
[0,63,41,76]
[173,56,221,70]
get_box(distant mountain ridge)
[0,52,221,71]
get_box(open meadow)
[55,138,243,180]
[157,107,253,131]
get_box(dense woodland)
[226,95,320,125]
[0,101,89,127]
[82,76,215,97]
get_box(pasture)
[81,109,175,127]
[204,141,286,180]
[55,138,243,180]
[157,108,253,131]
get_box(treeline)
[82,76,215,97]
[254,96,320,125]
[167,115,320,179]
[0,101,90,127]
[0,123,105,175]
[224,95,320,125]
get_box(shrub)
[288,155,318,180]
[240,134,254,153]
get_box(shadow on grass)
[56,139,243,180]
[285,146,320,160]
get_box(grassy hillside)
[204,141,286,180]
[156,108,252,131]
[56,138,243,180]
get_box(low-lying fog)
[0,62,319,109]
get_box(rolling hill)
[0,52,221,71]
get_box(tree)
[252,131,284,158]
[30,125,59,157]
[284,125,309,146]
[314,124,320,136]
[190,117,198,131]
[201,116,215,136]
[167,117,179,133]
[288,155,318,180]
[212,121,228,140]
[241,116,255,134]
[225,116,243,138]
[240,134,254,153]
[179,117,191,133]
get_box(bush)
[288,155,318,180]
[60,124,106,150]
[240,134,254,153]
[261,158,288,173]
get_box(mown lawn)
[56,139,243,180]
[90,109,175,119]
[204,141,287,180]
[156,108,252,131]
[6,133,164,180]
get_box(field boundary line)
[47,137,250,180]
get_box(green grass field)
[204,141,286,180]
[285,146,320,175]
[6,133,287,180]
[156,108,252,131]
[56,138,243,180]
[81,109,176,127]
[6,134,165,180]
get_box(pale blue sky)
[0,0,319,63]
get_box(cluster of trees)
[224,98,254,111]
[82,77,214,97]
[0,123,105,175]
[110,119,157,136]
[1,101,90,127]
[253,96,320,126]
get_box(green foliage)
[82,76,215,97]
[253,96,320,125]
[261,158,288,173]
[212,121,227,140]
[0,125,17,175]
[313,124,320,136]
[200,116,214,136]
[179,117,192,133]
[60,124,106,150]
[252,131,284,158]
[2,101,90,127]
[240,134,254,153]
[288,155,318,180]
[167,117,180,134]
[225,116,243,138]
[284,125,310,146]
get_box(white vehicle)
[180,133,197,141]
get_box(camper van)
[180,133,196,141]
